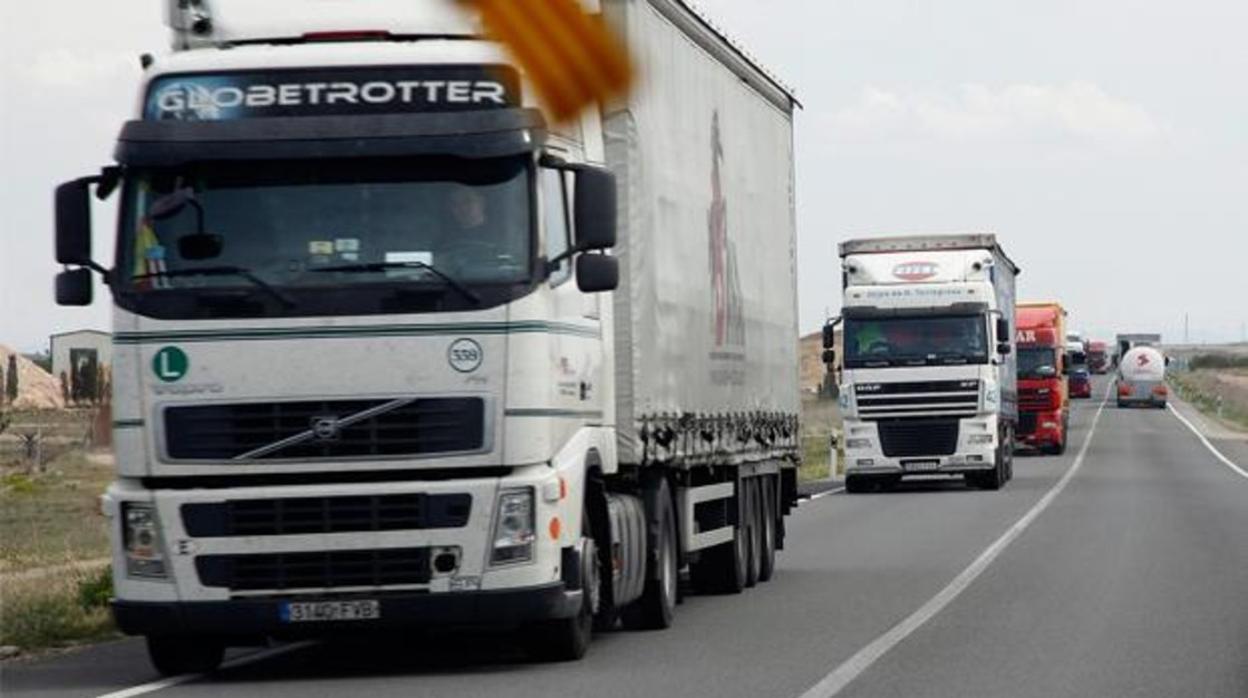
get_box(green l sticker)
[153,346,188,382]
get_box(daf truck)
[52,0,801,674]
[831,234,1019,493]
[1015,302,1069,453]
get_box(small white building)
[50,329,112,403]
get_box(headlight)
[123,503,167,579]
[845,438,872,450]
[491,488,535,566]
[968,434,995,445]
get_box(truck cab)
[1087,340,1109,374]
[835,234,1019,493]
[1065,341,1093,399]
[1015,303,1069,453]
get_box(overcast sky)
[2,1,1246,351]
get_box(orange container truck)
[1015,303,1070,454]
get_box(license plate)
[903,460,940,472]
[281,600,380,623]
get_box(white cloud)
[828,82,1165,146]
[14,47,134,92]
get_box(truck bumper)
[1017,409,1064,449]
[113,582,577,637]
[842,415,1000,477]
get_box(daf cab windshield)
[844,315,989,368]
[116,155,533,319]
[1017,347,1059,378]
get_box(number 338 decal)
[448,338,484,373]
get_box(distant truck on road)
[1114,333,1162,367]
[51,0,802,674]
[1015,302,1069,453]
[1117,346,1169,408]
[1086,340,1110,374]
[1066,341,1093,399]
[832,233,1019,492]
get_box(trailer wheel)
[146,635,224,677]
[744,478,761,588]
[758,476,777,583]
[622,480,678,630]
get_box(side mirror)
[997,342,1012,355]
[995,317,1010,343]
[178,233,224,260]
[55,179,93,265]
[822,323,836,349]
[573,166,617,251]
[576,254,618,293]
[55,268,93,306]
[822,349,836,365]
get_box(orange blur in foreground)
[465,0,633,121]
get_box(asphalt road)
[4,376,1246,697]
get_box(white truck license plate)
[281,600,380,623]
[903,460,940,472]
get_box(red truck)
[1015,303,1070,454]
[1086,340,1110,374]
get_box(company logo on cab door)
[892,261,939,281]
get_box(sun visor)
[114,108,546,166]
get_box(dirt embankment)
[0,346,64,410]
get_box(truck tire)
[690,481,748,595]
[530,508,599,661]
[845,475,869,494]
[146,635,225,677]
[744,478,761,589]
[621,479,678,630]
[758,476,777,583]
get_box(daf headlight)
[123,503,168,579]
[845,438,872,450]
[491,488,536,566]
[968,434,996,445]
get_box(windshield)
[843,315,989,368]
[116,156,533,318]
[1017,347,1058,378]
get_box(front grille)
[181,493,472,537]
[877,419,960,458]
[196,548,431,591]
[1019,389,1056,412]
[165,398,484,461]
[1018,412,1038,435]
[856,381,979,420]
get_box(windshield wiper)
[132,266,296,309]
[309,261,481,305]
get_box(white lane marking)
[95,641,314,698]
[808,487,846,501]
[797,390,1111,698]
[1167,404,1248,480]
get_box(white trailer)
[52,0,800,674]
[831,234,1020,492]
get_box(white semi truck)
[52,0,800,674]
[829,234,1019,493]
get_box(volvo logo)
[310,416,342,442]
